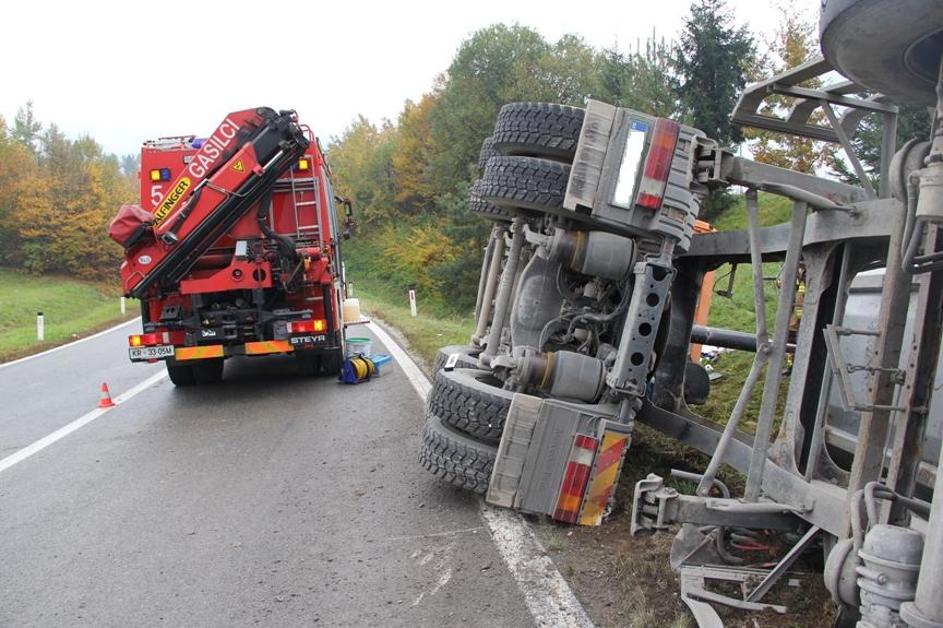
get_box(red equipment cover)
[109,204,154,248]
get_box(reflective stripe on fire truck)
[552,434,598,524]
[175,345,224,361]
[578,430,630,526]
[244,340,293,355]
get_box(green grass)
[694,193,797,433]
[345,270,475,369]
[0,268,136,361]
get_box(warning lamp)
[297,158,310,171]
[129,334,143,347]
[149,168,173,182]
[149,170,161,182]
[313,319,326,332]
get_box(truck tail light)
[636,118,680,210]
[552,434,598,524]
[129,332,178,346]
[289,319,326,333]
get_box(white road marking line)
[0,317,141,370]
[366,321,594,628]
[0,370,167,474]
[366,321,430,400]
[481,506,594,627]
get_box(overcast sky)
[1,0,794,156]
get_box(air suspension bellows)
[518,350,606,402]
[548,228,635,280]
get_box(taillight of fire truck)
[288,319,326,334]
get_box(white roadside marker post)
[36,311,44,342]
[120,296,126,315]
[408,289,417,317]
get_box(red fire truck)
[109,108,351,386]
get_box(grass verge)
[0,268,136,363]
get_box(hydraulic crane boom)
[119,107,308,299]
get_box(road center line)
[366,321,594,628]
[0,370,167,475]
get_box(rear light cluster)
[552,434,598,524]
[289,319,326,334]
[129,331,184,346]
[130,332,164,346]
[636,118,680,210]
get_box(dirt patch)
[532,425,836,628]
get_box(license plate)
[129,345,175,361]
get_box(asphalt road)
[0,323,539,627]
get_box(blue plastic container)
[371,353,393,376]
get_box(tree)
[12,101,42,152]
[391,93,439,212]
[426,24,550,194]
[120,154,140,177]
[747,5,835,174]
[508,34,601,106]
[327,116,397,225]
[598,34,680,118]
[830,105,932,187]
[675,0,755,146]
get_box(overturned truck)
[420,0,943,624]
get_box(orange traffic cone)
[98,382,116,408]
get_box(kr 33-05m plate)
[129,345,175,361]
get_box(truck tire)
[478,136,497,174]
[479,156,570,216]
[468,179,515,222]
[320,348,344,376]
[193,358,224,384]
[419,411,496,494]
[820,0,943,106]
[431,344,480,375]
[492,102,584,161]
[166,360,197,387]
[427,368,513,444]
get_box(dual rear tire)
[166,358,224,387]
[419,363,513,495]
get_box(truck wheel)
[419,410,496,494]
[478,136,497,174]
[320,349,343,376]
[428,368,513,444]
[820,0,943,106]
[683,360,711,405]
[431,344,480,375]
[492,102,584,161]
[468,179,515,222]
[166,360,197,387]
[193,358,224,384]
[479,156,570,216]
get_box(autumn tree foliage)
[328,25,694,310]
[747,5,835,174]
[0,103,136,279]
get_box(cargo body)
[111,108,351,385]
